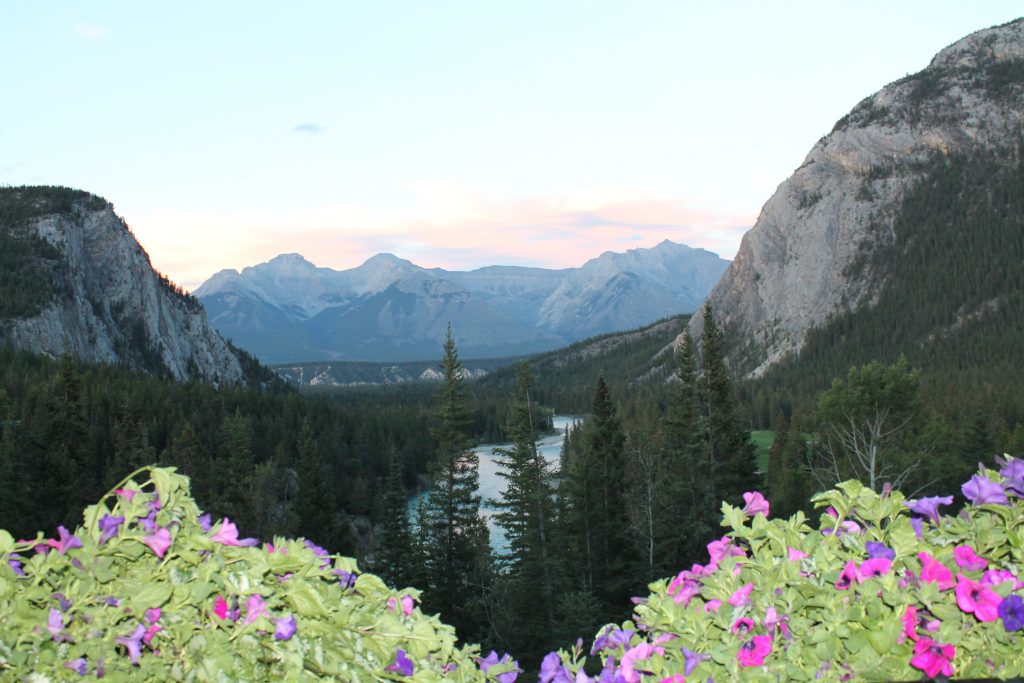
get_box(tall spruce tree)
[376,447,414,588]
[658,329,714,573]
[491,363,557,661]
[418,325,490,639]
[700,306,760,507]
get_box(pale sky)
[3,2,1021,289]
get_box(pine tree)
[419,325,490,638]
[376,448,414,588]
[701,306,760,507]
[491,363,557,660]
[658,329,714,574]
[296,418,348,552]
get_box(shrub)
[0,467,519,681]
[543,456,1024,682]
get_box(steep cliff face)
[0,187,246,384]
[689,18,1024,376]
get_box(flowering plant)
[543,455,1024,681]
[0,467,517,681]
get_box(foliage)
[0,466,523,681]
[541,454,1024,682]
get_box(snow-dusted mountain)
[196,240,729,362]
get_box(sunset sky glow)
[3,2,1021,288]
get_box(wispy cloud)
[292,123,327,136]
[74,23,109,40]
[131,189,753,291]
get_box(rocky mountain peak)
[688,18,1024,377]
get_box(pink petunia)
[900,605,919,643]
[728,583,754,607]
[704,599,722,613]
[213,595,230,620]
[621,643,663,683]
[787,547,808,562]
[115,488,139,502]
[210,518,258,547]
[910,638,955,679]
[732,618,755,636]
[918,552,955,591]
[741,491,770,517]
[142,527,172,558]
[707,536,745,566]
[835,561,859,590]
[244,595,268,624]
[737,635,772,667]
[955,574,1001,622]
[857,558,892,581]
[953,546,988,572]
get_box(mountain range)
[195,241,728,363]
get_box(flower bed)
[543,456,1024,682]
[0,467,519,681]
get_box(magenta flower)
[244,594,268,624]
[904,495,953,524]
[956,574,1002,621]
[115,488,138,502]
[864,541,895,560]
[982,569,1023,589]
[143,527,172,558]
[659,676,684,683]
[386,648,414,677]
[857,558,892,581]
[116,623,147,665]
[620,643,661,683]
[732,618,755,636]
[210,518,258,546]
[704,599,722,613]
[741,491,770,517]
[998,595,1024,631]
[274,614,297,640]
[737,635,772,667]
[910,638,955,679]
[667,571,701,606]
[143,624,162,646]
[55,526,82,555]
[213,595,230,620]
[98,515,124,544]
[962,474,1009,505]
[918,552,955,590]
[900,605,919,643]
[787,546,807,562]
[144,608,161,624]
[953,545,988,571]
[728,583,754,606]
[706,536,744,566]
[835,561,858,590]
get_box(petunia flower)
[741,491,770,517]
[143,527,172,558]
[48,608,66,641]
[953,545,988,571]
[998,595,1024,631]
[835,561,859,590]
[865,541,895,560]
[477,651,522,683]
[98,515,125,544]
[274,614,297,640]
[56,526,82,554]
[198,513,212,532]
[210,518,258,547]
[591,627,633,655]
[918,552,955,591]
[737,635,772,667]
[8,557,25,576]
[138,509,158,534]
[304,539,332,568]
[667,571,701,606]
[704,599,722,613]
[115,623,147,665]
[956,574,1002,621]
[539,652,574,683]
[909,516,923,539]
[333,568,358,590]
[64,658,87,676]
[909,638,955,679]
[143,624,162,646]
[728,583,754,606]
[115,488,138,502]
[997,454,1024,496]
[981,569,1024,589]
[900,605,919,643]
[244,594,268,624]
[904,495,953,524]
[659,676,684,683]
[681,647,709,676]
[787,546,808,562]
[386,648,415,677]
[620,643,662,683]
[144,608,161,624]
[732,618,755,636]
[213,595,230,620]
[706,536,745,566]
[858,558,892,581]
[962,474,1009,505]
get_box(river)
[410,415,580,553]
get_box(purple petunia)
[682,647,709,677]
[997,455,1024,496]
[98,515,125,544]
[198,513,212,532]
[47,608,65,641]
[477,651,520,683]
[386,648,414,677]
[115,623,146,665]
[7,557,25,576]
[539,652,574,683]
[55,526,82,555]
[998,595,1024,632]
[63,658,87,676]
[962,474,1009,505]
[304,539,332,568]
[274,614,297,640]
[905,495,953,524]
[865,541,895,560]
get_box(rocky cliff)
[0,187,248,384]
[689,18,1024,376]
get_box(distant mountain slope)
[196,241,728,363]
[0,186,265,385]
[689,18,1024,380]
[273,356,519,388]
